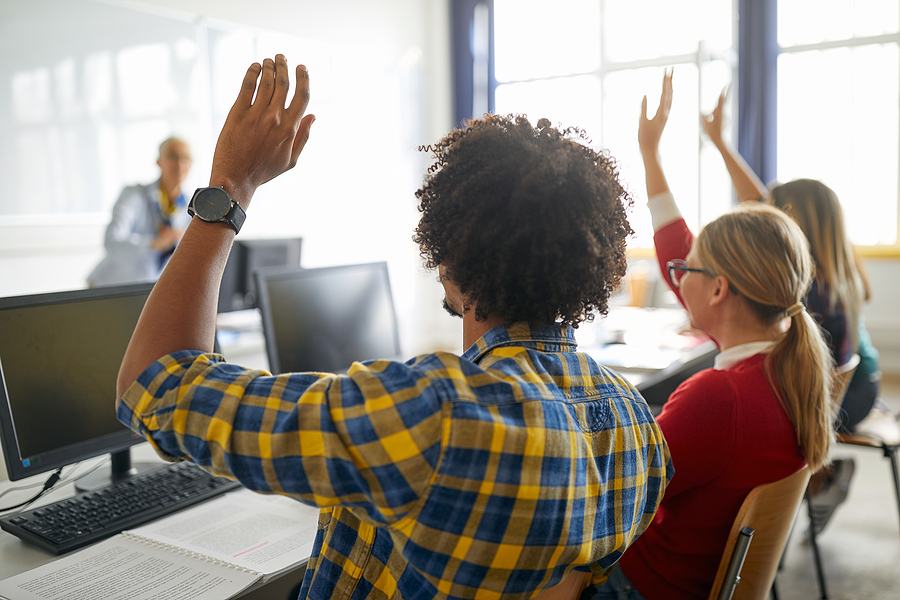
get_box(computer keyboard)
[0,461,241,555]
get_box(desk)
[0,444,308,599]
[578,306,719,409]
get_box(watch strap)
[223,199,246,234]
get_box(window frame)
[450,0,900,255]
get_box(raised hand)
[702,86,729,148]
[209,54,315,206]
[638,68,673,158]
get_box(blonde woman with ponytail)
[587,70,834,600]
[703,87,880,434]
[702,88,885,535]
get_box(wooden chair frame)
[708,466,812,600]
[806,354,900,599]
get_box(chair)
[835,421,900,531]
[805,352,900,599]
[802,353,860,600]
[833,353,860,409]
[708,466,812,600]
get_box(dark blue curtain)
[450,0,495,129]
[738,0,778,187]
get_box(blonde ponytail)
[696,203,835,471]
[765,306,835,470]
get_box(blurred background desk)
[577,306,719,410]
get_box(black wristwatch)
[187,186,246,234]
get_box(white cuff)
[647,191,682,232]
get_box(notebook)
[0,488,320,600]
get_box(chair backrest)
[834,353,860,403]
[708,466,812,600]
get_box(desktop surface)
[0,461,240,554]
[0,445,309,600]
[576,306,718,404]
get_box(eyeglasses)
[667,259,712,289]
[163,153,192,164]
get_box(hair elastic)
[786,302,805,318]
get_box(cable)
[0,468,62,513]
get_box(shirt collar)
[462,322,577,363]
[714,341,775,370]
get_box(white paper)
[0,539,257,600]
[126,488,320,579]
[0,488,320,600]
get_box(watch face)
[192,187,232,221]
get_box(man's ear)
[708,275,731,306]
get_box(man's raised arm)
[116,55,314,402]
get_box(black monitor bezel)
[218,237,303,313]
[254,261,402,375]
[0,283,153,482]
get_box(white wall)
[858,258,900,376]
[0,0,462,356]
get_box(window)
[491,0,737,247]
[777,0,900,245]
[463,0,900,248]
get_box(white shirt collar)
[714,341,775,370]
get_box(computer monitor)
[255,262,402,374]
[218,238,303,313]
[0,283,154,490]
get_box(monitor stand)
[74,448,163,492]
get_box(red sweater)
[616,219,806,600]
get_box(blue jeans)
[584,565,649,600]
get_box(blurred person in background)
[87,137,193,287]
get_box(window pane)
[778,44,899,244]
[779,0,899,47]
[603,0,733,63]
[495,76,602,140]
[494,0,600,82]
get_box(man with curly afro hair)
[415,113,635,329]
[116,57,671,600]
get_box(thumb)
[640,95,648,120]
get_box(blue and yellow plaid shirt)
[118,322,671,599]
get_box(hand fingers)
[657,89,671,119]
[271,54,291,108]
[287,64,311,118]
[289,114,316,167]
[254,58,277,107]
[236,63,261,108]
[640,95,648,121]
[661,69,673,113]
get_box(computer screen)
[0,283,152,484]
[255,262,402,374]
[218,238,303,313]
